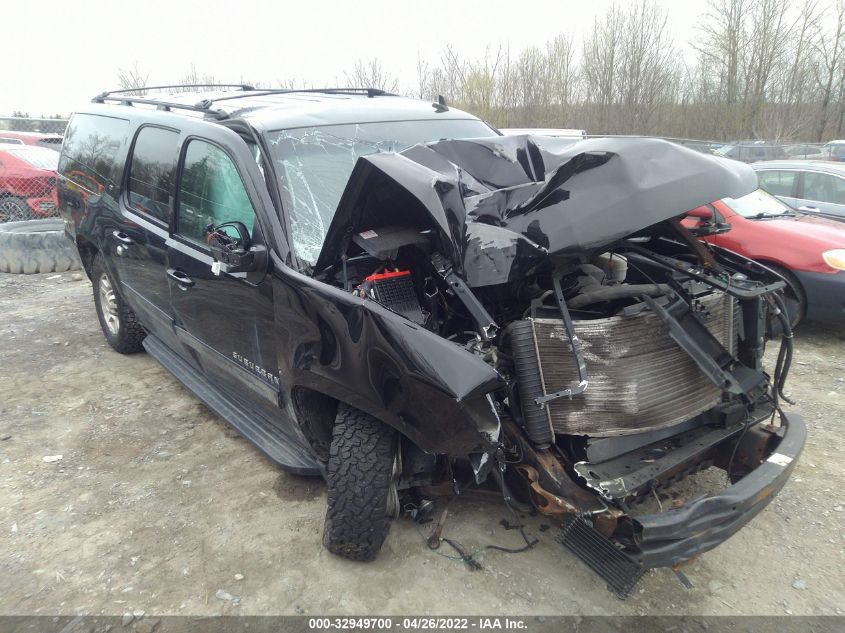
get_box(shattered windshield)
[266,119,495,264]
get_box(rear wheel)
[322,404,398,561]
[92,254,146,354]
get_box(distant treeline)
[393,0,845,143]
[113,0,845,143]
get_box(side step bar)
[143,335,322,477]
[557,516,645,599]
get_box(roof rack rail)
[91,95,230,120]
[93,84,255,101]
[198,87,396,106]
[90,86,396,119]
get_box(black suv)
[59,86,804,596]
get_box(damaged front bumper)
[627,410,806,569]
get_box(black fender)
[273,260,504,456]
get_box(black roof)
[89,87,478,131]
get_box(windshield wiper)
[751,211,794,219]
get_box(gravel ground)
[0,271,843,617]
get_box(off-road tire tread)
[92,255,146,354]
[0,219,81,274]
[323,404,395,561]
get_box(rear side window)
[59,114,129,195]
[127,126,180,224]
[757,170,796,197]
[803,172,845,205]
[176,139,255,245]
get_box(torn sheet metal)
[315,136,758,285]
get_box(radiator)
[513,292,738,438]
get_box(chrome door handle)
[167,268,195,287]
[112,230,134,245]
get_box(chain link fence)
[0,117,67,223]
[0,114,836,224]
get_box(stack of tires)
[0,219,81,274]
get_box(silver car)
[753,160,845,220]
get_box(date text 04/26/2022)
[307,617,528,630]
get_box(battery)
[361,270,425,325]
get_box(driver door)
[166,131,280,414]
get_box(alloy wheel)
[0,199,29,222]
[99,273,120,335]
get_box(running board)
[143,335,322,477]
[557,516,645,599]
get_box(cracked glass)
[266,119,494,265]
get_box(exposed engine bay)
[309,136,803,596]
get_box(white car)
[753,160,845,221]
[499,127,586,138]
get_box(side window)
[58,113,129,195]
[803,172,845,205]
[176,139,256,245]
[758,170,795,197]
[127,126,179,223]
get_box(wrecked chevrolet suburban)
[59,86,805,596]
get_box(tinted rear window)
[59,113,129,194]
[127,126,180,224]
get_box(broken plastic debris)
[215,589,241,605]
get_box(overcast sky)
[3,0,706,117]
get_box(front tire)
[322,404,397,561]
[92,254,146,354]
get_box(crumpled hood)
[314,135,758,286]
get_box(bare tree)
[617,0,679,132]
[178,64,223,91]
[344,59,399,93]
[813,0,845,140]
[415,54,431,100]
[116,62,150,95]
[580,1,679,134]
[545,35,578,119]
[582,3,624,132]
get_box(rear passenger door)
[111,124,181,347]
[796,171,845,219]
[165,125,280,414]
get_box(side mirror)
[206,221,262,274]
[686,207,714,220]
[684,207,732,236]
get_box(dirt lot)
[0,271,843,617]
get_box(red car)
[0,145,60,221]
[0,130,64,151]
[685,188,845,324]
